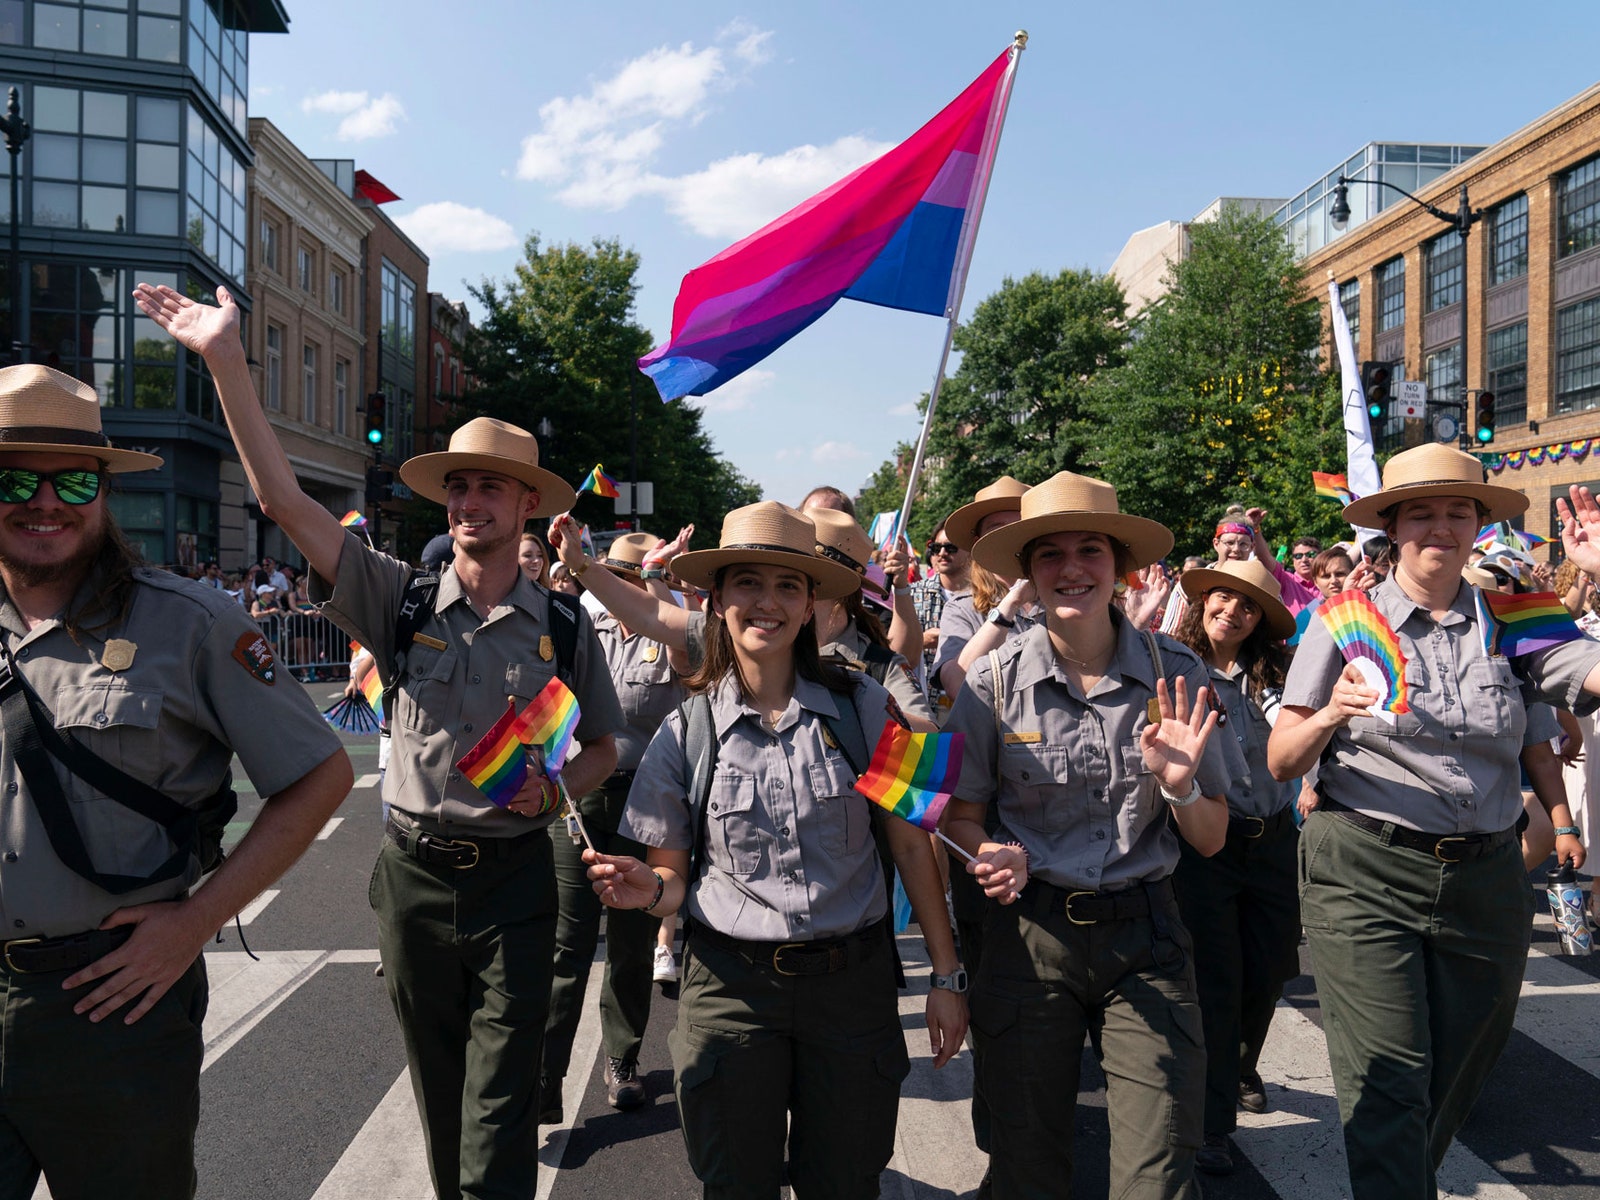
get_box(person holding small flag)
[942,470,1236,1199]
[581,501,965,1199]
[1269,444,1600,1200]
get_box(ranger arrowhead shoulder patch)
[233,631,277,685]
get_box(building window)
[297,247,314,293]
[1339,278,1360,344]
[1425,231,1463,313]
[184,101,248,280]
[1425,342,1462,405]
[185,0,246,135]
[434,354,442,395]
[265,323,282,411]
[334,358,348,435]
[302,343,318,424]
[1488,195,1528,284]
[1556,297,1600,414]
[33,2,132,57]
[1488,322,1527,428]
[328,268,343,316]
[1559,156,1600,259]
[1376,257,1405,332]
[28,264,178,407]
[260,219,278,272]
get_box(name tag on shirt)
[1003,731,1042,744]
[412,633,448,651]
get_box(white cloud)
[888,398,921,418]
[693,368,776,415]
[811,440,864,464]
[720,19,774,66]
[394,202,519,254]
[300,90,406,141]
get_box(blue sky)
[250,0,1599,510]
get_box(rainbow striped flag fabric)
[1481,590,1585,657]
[1312,471,1353,504]
[1474,523,1549,552]
[852,723,965,832]
[522,676,582,778]
[340,510,367,528]
[457,700,538,809]
[576,464,621,499]
[357,658,384,713]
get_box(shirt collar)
[1375,574,1472,629]
[434,564,547,620]
[709,672,842,739]
[1010,610,1155,695]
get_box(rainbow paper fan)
[1318,589,1409,719]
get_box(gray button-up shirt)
[311,530,623,835]
[822,619,935,727]
[0,568,342,936]
[595,611,684,772]
[1209,664,1292,820]
[1282,576,1600,833]
[622,673,896,941]
[947,617,1236,892]
[932,594,1040,692]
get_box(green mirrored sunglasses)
[0,468,106,506]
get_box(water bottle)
[1547,864,1593,955]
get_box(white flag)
[1328,279,1382,539]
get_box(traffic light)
[1361,361,1393,421]
[365,465,394,504]
[1475,391,1496,444]
[364,392,387,448]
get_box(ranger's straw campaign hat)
[1342,443,1526,527]
[0,364,162,472]
[400,418,577,515]
[1179,558,1296,641]
[673,502,861,600]
[944,476,1030,551]
[600,531,661,577]
[972,471,1174,576]
[806,506,887,597]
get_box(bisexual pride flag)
[639,44,1019,401]
[853,723,965,832]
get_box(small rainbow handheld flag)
[521,676,582,779]
[1312,471,1353,504]
[340,510,367,528]
[1481,590,1584,657]
[1474,523,1548,552]
[357,658,384,714]
[457,700,540,809]
[576,464,621,499]
[1318,589,1409,716]
[852,724,965,832]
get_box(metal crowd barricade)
[256,610,352,682]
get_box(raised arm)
[133,284,346,581]
[549,516,690,648]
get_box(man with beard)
[0,364,352,1199]
[136,282,623,1200]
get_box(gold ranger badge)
[101,639,137,673]
[539,636,554,662]
[642,645,659,663]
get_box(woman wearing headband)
[582,502,965,1198]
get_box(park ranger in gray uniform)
[0,364,351,1199]
[136,282,622,1200]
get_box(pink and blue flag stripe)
[638,47,1013,402]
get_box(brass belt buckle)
[1434,837,1470,863]
[435,838,481,869]
[3,937,42,973]
[1064,891,1099,926]
[771,943,807,976]
[1241,816,1266,839]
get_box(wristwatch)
[987,610,1015,629]
[1161,779,1202,808]
[930,968,969,994]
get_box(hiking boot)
[1238,1070,1268,1114]
[605,1057,646,1110]
[537,1077,562,1125]
[1196,1133,1235,1176]
[653,944,679,983]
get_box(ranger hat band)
[601,531,663,577]
[672,502,862,601]
[0,364,163,473]
[805,506,887,596]
[399,417,578,515]
[1342,443,1526,527]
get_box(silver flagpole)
[892,30,1027,547]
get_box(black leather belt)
[384,812,544,870]
[3,925,133,974]
[1227,807,1296,841]
[1322,799,1516,863]
[690,918,886,976]
[1028,877,1173,926]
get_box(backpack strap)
[546,589,581,684]
[1140,626,1165,683]
[680,692,719,944]
[385,569,440,723]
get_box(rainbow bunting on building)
[1481,590,1585,657]
[1312,471,1353,504]
[852,723,965,832]
[1318,589,1409,715]
[576,464,621,499]
[340,510,367,528]
[521,676,582,779]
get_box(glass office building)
[0,0,287,564]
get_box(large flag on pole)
[1327,277,1382,539]
[639,45,1019,402]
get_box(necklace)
[1057,642,1113,673]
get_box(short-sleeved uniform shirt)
[946,617,1238,893]
[622,672,898,942]
[932,595,1040,693]
[821,619,935,727]
[311,529,624,836]
[0,567,343,936]
[594,610,685,772]
[1282,575,1600,834]
[1208,663,1293,819]
[910,576,968,693]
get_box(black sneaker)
[1238,1070,1268,1114]
[605,1057,646,1110]
[537,1077,562,1125]
[1196,1133,1235,1176]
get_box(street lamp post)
[1330,175,1482,450]
[0,87,30,367]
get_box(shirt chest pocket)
[1467,658,1524,740]
[807,753,870,856]
[620,657,673,715]
[53,685,168,872]
[506,662,557,703]
[998,743,1072,832]
[706,771,763,876]
[396,646,457,735]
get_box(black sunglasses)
[0,467,105,506]
[927,541,961,556]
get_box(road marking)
[536,956,607,1199]
[353,773,381,789]
[202,949,333,1070]
[309,1071,434,1200]
[317,817,345,840]
[235,890,279,926]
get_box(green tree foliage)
[1081,207,1326,559]
[916,269,1127,544]
[458,235,760,552]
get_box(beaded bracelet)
[643,870,666,912]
